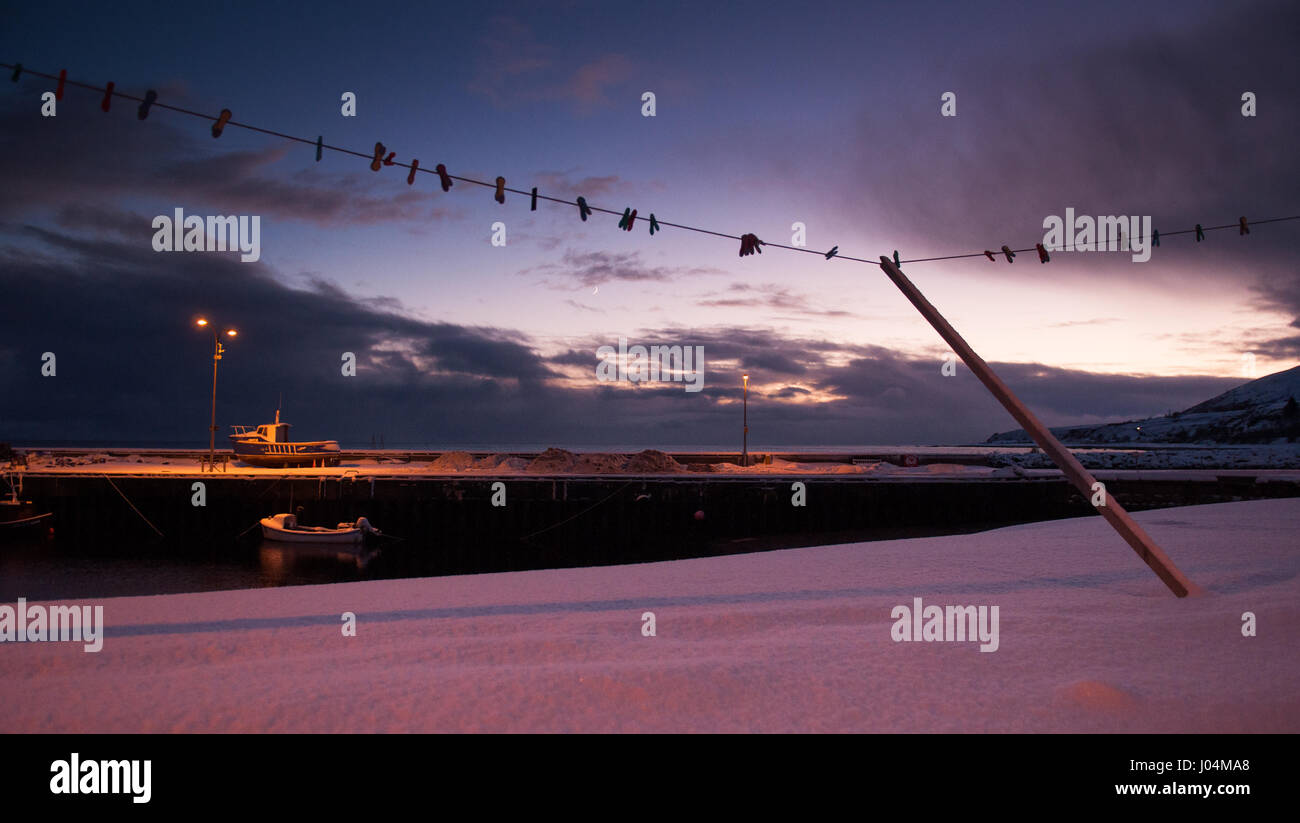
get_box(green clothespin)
[1152,229,1159,247]
[824,246,838,260]
[649,214,660,235]
[576,197,592,221]
[618,208,636,230]
[1195,224,1204,242]
[315,136,323,162]
[893,250,902,269]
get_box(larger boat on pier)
[229,410,341,467]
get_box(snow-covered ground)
[2,498,1296,732]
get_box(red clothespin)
[370,143,386,172]
[983,250,995,261]
[211,108,232,138]
[407,159,420,185]
[436,164,453,191]
[1001,245,1015,263]
[739,234,763,256]
[618,208,637,230]
[495,177,506,204]
[1239,216,1249,235]
[100,82,114,112]
[383,152,395,166]
[55,69,66,100]
[1036,243,1050,263]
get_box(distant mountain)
[987,365,1300,445]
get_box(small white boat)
[259,513,377,546]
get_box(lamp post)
[742,372,750,467]
[196,318,237,472]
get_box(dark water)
[0,521,1017,602]
[0,534,381,601]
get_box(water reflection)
[258,540,381,585]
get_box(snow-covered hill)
[988,365,1300,445]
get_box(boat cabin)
[232,422,293,443]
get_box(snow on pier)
[2,498,1296,733]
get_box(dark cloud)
[521,248,725,288]
[0,99,457,228]
[698,282,856,318]
[0,221,1251,446]
[466,16,635,110]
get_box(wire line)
[5,61,1296,266]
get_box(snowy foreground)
[3,498,1297,733]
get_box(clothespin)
[530,187,538,211]
[1195,224,1205,242]
[370,143,386,172]
[407,159,420,185]
[211,108,232,138]
[825,246,838,260]
[576,197,592,221]
[100,82,115,112]
[739,234,763,256]
[495,177,506,204]
[983,250,995,261]
[649,214,660,235]
[436,164,453,192]
[9,63,20,82]
[383,152,396,166]
[1239,216,1249,235]
[1152,229,1159,247]
[137,90,157,120]
[1036,243,1050,263]
[618,208,637,231]
[315,136,323,162]
[55,69,66,101]
[1001,245,1015,263]
[893,250,902,269]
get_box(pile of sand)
[427,451,478,472]
[572,453,628,473]
[525,448,580,473]
[475,454,529,472]
[624,449,685,473]
[522,449,686,474]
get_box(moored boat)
[1,471,52,533]
[229,409,341,467]
[259,512,377,546]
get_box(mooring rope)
[102,474,164,537]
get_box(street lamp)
[196,318,237,472]
[742,372,750,468]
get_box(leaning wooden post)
[877,256,1199,597]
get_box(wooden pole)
[877,256,1198,597]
